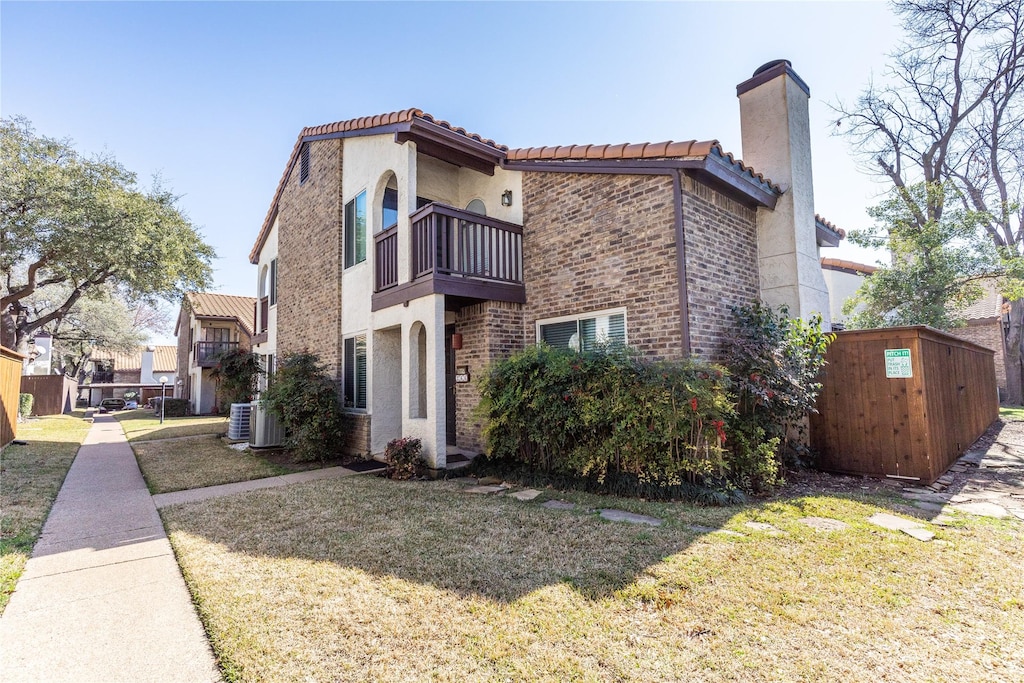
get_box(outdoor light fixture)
[159,376,168,424]
[501,190,513,206]
[451,332,463,350]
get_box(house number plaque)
[455,366,470,384]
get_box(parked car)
[98,398,126,413]
[124,400,139,410]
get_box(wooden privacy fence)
[1,346,26,449]
[20,375,79,416]
[810,326,998,484]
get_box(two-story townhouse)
[80,345,178,406]
[175,292,257,415]
[250,60,844,469]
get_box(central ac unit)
[249,400,283,448]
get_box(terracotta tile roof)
[92,345,177,373]
[250,109,505,263]
[820,257,877,275]
[185,292,257,336]
[815,214,847,239]
[505,140,780,193]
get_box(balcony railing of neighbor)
[195,341,239,367]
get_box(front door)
[445,324,457,446]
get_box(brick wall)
[680,175,760,360]
[275,139,345,380]
[454,301,525,452]
[518,170,759,363]
[949,319,1006,393]
[342,413,371,456]
[520,172,685,360]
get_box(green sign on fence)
[884,348,912,378]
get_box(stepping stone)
[902,491,952,504]
[477,476,504,485]
[902,527,936,542]
[867,513,935,542]
[599,509,663,526]
[542,500,576,511]
[932,515,958,526]
[509,488,541,501]
[686,524,718,534]
[464,485,506,494]
[799,517,849,531]
[960,451,985,465]
[868,513,923,532]
[1009,509,1024,521]
[744,521,782,534]
[951,502,1010,518]
[913,501,947,512]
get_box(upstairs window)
[269,258,277,306]
[345,191,367,268]
[343,334,367,409]
[538,309,626,352]
[299,143,310,185]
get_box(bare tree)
[834,0,1024,401]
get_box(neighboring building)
[175,292,256,415]
[249,59,844,467]
[948,282,1007,398]
[79,345,178,406]
[820,257,877,330]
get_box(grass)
[133,435,293,494]
[999,405,1024,421]
[0,414,90,613]
[162,476,1024,682]
[113,409,228,442]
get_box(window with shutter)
[344,192,367,268]
[344,334,367,409]
[269,258,277,306]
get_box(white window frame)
[535,307,628,351]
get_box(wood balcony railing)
[372,203,525,310]
[258,297,269,334]
[194,341,239,367]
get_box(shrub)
[260,352,344,464]
[724,301,834,478]
[211,350,263,407]
[384,437,423,479]
[18,393,33,418]
[161,398,190,417]
[478,345,735,491]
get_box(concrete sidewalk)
[0,416,220,683]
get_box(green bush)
[479,345,736,491]
[724,301,834,478]
[211,350,263,407]
[260,352,344,464]
[161,398,190,417]
[384,437,423,479]
[18,393,33,418]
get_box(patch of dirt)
[251,446,373,472]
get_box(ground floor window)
[537,308,627,351]
[344,334,367,409]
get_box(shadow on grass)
[157,472,949,604]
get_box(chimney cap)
[753,59,792,77]
[737,59,810,98]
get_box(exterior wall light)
[501,190,513,207]
[451,333,463,350]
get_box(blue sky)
[2,1,901,340]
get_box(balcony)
[372,203,525,311]
[194,341,239,367]
[90,371,114,384]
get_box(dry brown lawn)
[133,435,290,493]
[114,410,228,442]
[162,475,1024,682]
[0,415,90,612]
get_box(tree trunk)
[1003,299,1024,405]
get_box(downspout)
[672,171,692,355]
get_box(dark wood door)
[445,324,457,445]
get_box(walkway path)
[0,416,220,683]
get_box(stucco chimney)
[737,60,831,327]
[140,345,156,384]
